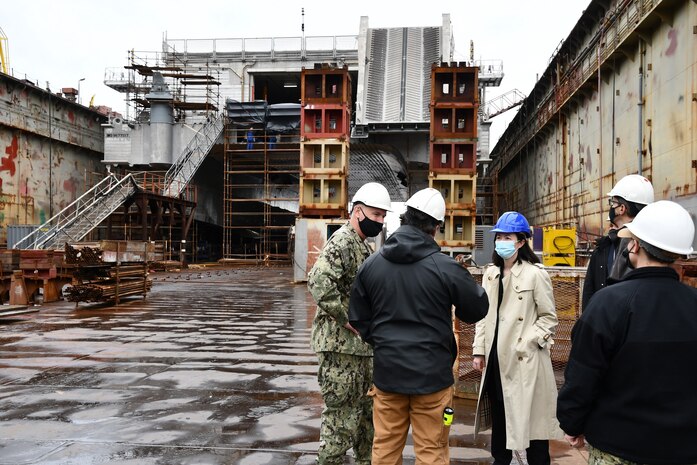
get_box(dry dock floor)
[0,266,587,464]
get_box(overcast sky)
[5,0,588,147]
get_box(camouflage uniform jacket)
[308,222,373,356]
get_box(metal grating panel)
[422,27,440,121]
[475,228,485,248]
[383,28,403,122]
[364,26,442,124]
[365,29,387,122]
[404,28,423,122]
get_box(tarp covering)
[226,100,267,125]
[226,100,301,134]
[266,103,301,134]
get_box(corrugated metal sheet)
[364,26,441,124]
[383,28,404,122]
[404,28,423,122]
[422,28,440,121]
[7,225,39,249]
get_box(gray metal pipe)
[638,41,644,174]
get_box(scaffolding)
[104,49,221,123]
[223,126,300,263]
[475,177,495,225]
[298,66,351,219]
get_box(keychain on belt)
[443,407,454,426]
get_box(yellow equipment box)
[543,227,576,267]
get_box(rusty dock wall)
[489,0,697,249]
[0,73,107,242]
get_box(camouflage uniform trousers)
[587,444,697,465]
[317,351,373,465]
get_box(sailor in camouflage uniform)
[308,182,392,465]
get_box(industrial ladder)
[14,174,139,250]
[162,114,225,197]
[15,114,224,250]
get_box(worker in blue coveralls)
[245,128,255,150]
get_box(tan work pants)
[371,385,453,465]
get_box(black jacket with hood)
[581,228,621,310]
[348,225,488,395]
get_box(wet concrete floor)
[0,266,586,465]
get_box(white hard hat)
[607,174,654,205]
[351,182,391,211]
[405,188,446,222]
[624,200,694,255]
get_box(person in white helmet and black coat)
[558,200,697,465]
[349,188,488,465]
[582,174,654,309]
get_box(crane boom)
[0,27,9,74]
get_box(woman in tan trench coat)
[472,211,563,465]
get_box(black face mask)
[357,207,383,238]
[609,205,618,224]
[621,245,635,270]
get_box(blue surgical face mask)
[495,240,518,259]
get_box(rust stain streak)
[665,29,677,56]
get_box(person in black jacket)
[558,200,697,465]
[349,188,488,465]
[581,174,653,309]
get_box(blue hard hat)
[491,211,532,237]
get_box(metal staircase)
[15,114,225,250]
[163,114,225,197]
[479,89,526,121]
[14,174,139,250]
